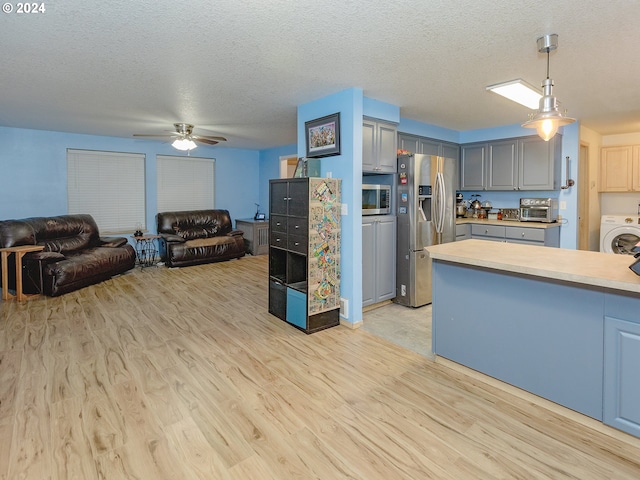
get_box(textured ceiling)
[2,0,639,149]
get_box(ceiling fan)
[133,123,227,151]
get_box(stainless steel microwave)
[362,184,391,215]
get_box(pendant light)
[522,34,575,141]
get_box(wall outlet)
[340,297,348,319]
[401,284,406,296]
[341,203,348,215]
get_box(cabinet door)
[362,219,375,306]
[604,316,640,437]
[460,144,487,190]
[441,142,460,161]
[287,180,309,218]
[487,140,518,190]
[362,119,376,172]
[377,122,398,172]
[270,181,288,215]
[398,133,419,154]
[375,216,397,302]
[519,136,559,190]
[419,138,439,156]
[600,146,633,192]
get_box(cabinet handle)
[276,238,281,242]
[485,229,489,234]
[294,225,299,229]
[276,222,281,226]
[521,232,525,237]
[294,242,300,246]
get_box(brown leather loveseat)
[0,214,136,296]
[156,209,245,267]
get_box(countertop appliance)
[599,215,640,254]
[395,154,455,307]
[501,208,520,221]
[362,184,391,215]
[519,197,558,223]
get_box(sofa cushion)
[157,209,233,239]
[26,214,100,253]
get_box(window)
[157,155,215,212]
[67,149,146,234]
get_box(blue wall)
[0,126,261,232]
[298,88,363,325]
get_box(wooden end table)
[1,245,45,301]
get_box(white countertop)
[427,239,640,294]
[456,218,561,229]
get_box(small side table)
[235,218,269,255]
[131,235,161,268]
[1,245,45,301]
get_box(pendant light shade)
[522,34,575,141]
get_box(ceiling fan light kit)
[133,123,227,151]
[172,138,198,151]
[521,33,576,141]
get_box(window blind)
[67,149,146,235]
[157,155,215,213]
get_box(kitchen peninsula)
[427,239,640,439]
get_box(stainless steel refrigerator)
[395,154,456,307]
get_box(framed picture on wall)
[305,113,340,158]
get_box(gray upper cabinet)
[487,139,518,190]
[519,135,562,190]
[398,133,460,160]
[459,143,486,190]
[460,135,561,191]
[363,117,398,173]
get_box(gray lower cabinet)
[455,223,470,241]
[460,135,561,191]
[470,223,560,247]
[604,293,640,438]
[363,118,398,173]
[362,215,396,306]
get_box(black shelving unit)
[268,177,341,334]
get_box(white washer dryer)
[600,215,640,254]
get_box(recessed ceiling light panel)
[486,79,542,109]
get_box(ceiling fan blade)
[195,138,219,146]
[192,134,227,142]
[133,133,179,138]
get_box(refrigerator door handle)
[434,170,445,234]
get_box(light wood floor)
[1,255,640,479]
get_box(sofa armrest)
[99,236,128,248]
[229,229,244,237]
[159,233,186,243]
[27,251,66,263]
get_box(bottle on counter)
[497,210,503,220]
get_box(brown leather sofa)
[156,209,245,267]
[0,214,136,296]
